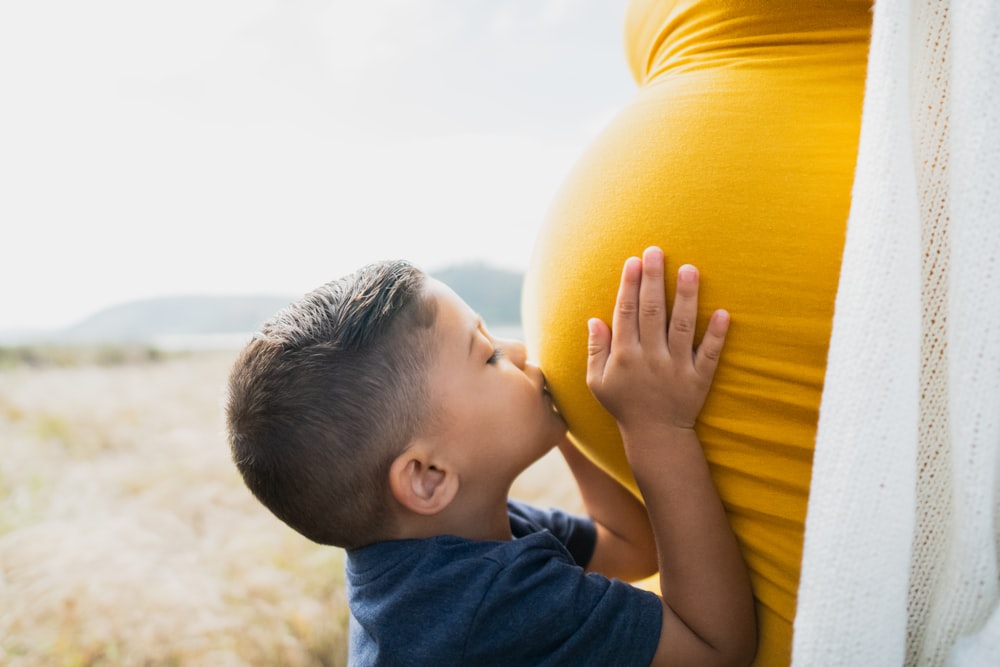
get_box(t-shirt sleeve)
[462,532,663,666]
[507,500,597,568]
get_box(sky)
[0,0,635,332]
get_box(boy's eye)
[487,348,504,365]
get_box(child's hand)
[586,246,729,436]
[588,248,754,666]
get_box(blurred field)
[0,350,581,666]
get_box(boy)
[226,246,756,666]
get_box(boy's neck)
[392,492,514,542]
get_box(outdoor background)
[1,0,633,336]
[1,1,635,665]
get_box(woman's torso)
[522,2,871,664]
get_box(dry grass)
[0,351,580,666]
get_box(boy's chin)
[541,426,568,454]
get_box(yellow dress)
[522,1,871,664]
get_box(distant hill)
[430,263,523,326]
[59,295,297,344]
[5,263,524,346]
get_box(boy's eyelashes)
[487,348,505,365]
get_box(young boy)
[226,246,756,666]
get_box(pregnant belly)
[522,66,864,666]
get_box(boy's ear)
[389,443,459,516]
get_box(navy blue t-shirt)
[346,500,662,666]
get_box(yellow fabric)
[522,2,871,664]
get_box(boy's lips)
[542,382,561,416]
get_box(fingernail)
[679,265,697,282]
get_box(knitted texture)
[910,0,953,662]
[793,0,1000,664]
[926,0,1000,662]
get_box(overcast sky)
[1,0,634,331]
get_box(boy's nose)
[497,339,527,369]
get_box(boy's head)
[226,259,566,550]
[226,260,437,550]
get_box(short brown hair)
[226,260,437,549]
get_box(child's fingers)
[586,317,612,388]
[638,247,668,349]
[694,309,730,377]
[667,265,700,359]
[611,256,642,346]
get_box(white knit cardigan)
[792,0,1000,665]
